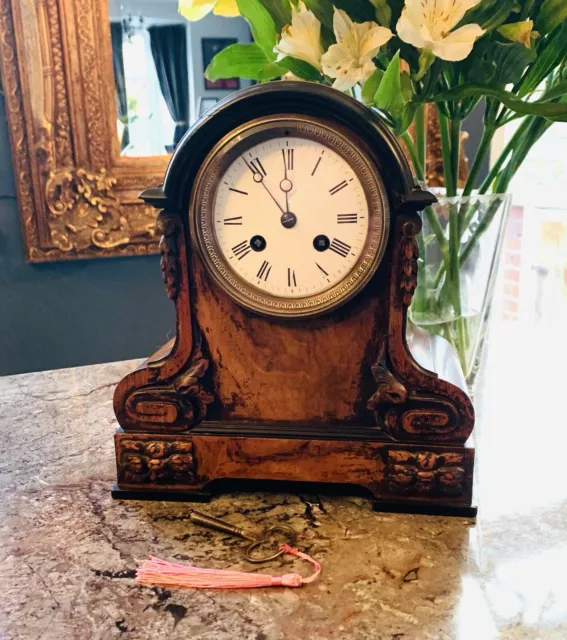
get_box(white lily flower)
[321,10,393,92]
[397,0,484,62]
[274,2,323,71]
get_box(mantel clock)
[113,83,476,516]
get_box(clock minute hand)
[243,158,284,214]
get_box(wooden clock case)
[112,82,476,516]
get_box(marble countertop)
[1,325,567,639]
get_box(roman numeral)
[311,152,324,176]
[248,156,267,176]
[223,216,243,226]
[337,214,358,224]
[329,180,349,195]
[287,268,297,287]
[316,263,329,276]
[329,238,351,258]
[229,187,248,195]
[256,260,272,281]
[282,148,294,170]
[232,240,251,260]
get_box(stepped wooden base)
[113,429,476,517]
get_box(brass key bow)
[189,510,297,564]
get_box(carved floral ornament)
[118,438,197,484]
[385,450,467,497]
[46,167,134,252]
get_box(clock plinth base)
[112,431,475,517]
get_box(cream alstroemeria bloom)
[321,10,393,92]
[397,0,484,62]
[274,2,323,71]
[179,0,238,21]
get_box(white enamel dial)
[213,137,369,298]
[193,116,389,318]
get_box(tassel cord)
[136,543,321,590]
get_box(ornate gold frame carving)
[0,0,168,262]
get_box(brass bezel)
[190,114,390,318]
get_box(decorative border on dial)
[191,115,390,318]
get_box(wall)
[186,13,252,123]
[0,94,174,377]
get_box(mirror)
[108,0,253,157]
[0,0,256,262]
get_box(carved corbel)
[157,213,181,300]
[122,339,214,432]
[367,213,475,444]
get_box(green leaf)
[262,0,292,30]
[460,0,517,32]
[539,78,567,101]
[400,70,413,103]
[332,0,375,22]
[426,83,567,121]
[415,49,435,81]
[519,21,567,96]
[375,52,404,113]
[206,43,286,81]
[361,68,383,106]
[374,51,413,133]
[236,0,279,61]
[277,56,323,81]
[536,0,567,35]
[368,0,392,27]
[303,0,334,29]
[467,60,497,85]
[489,40,537,85]
[397,103,417,135]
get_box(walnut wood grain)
[112,84,476,513]
[114,432,475,508]
[191,253,390,424]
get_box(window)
[120,30,175,156]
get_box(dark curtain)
[148,25,190,148]
[110,23,130,150]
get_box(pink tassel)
[136,544,321,589]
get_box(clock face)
[192,116,389,317]
[214,137,369,299]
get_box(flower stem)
[437,109,455,195]
[414,104,426,178]
[400,130,424,182]
[462,126,494,197]
[449,119,461,197]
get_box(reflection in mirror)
[108,0,253,157]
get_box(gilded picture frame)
[0,0,167,262]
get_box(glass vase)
[409,192,512,394]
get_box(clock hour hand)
[280,149,296,229]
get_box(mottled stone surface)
[1,345,566,639]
